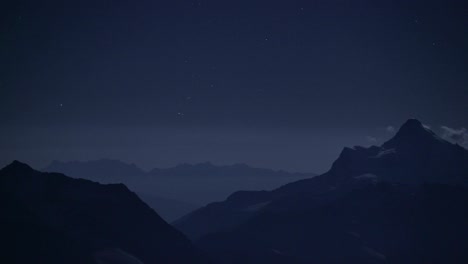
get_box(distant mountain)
[148,162,315,206]
[0,161,208,264]
[46,159,148,184]
[150,162,310,179]
[175,119,468,263]
[44,160,315,219]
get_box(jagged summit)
[400,118,424,127]
[0,160,35,174]
[323,118,468,186]
[336,119,441,161]
[382,118,442,149]
[394,119,431,136]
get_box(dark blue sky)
[1,0,467,172]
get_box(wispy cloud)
[385,126,396,133]
[440,126,468,149]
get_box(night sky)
[1,0,467,172]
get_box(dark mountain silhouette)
[0,161,208,264]
[197,183,468,264]
[44,160,315,221]
[45,159,199,222]
[175,119,468,263]
[138,193,199,223]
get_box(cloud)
[385,126,396,133]
[440,126,468,148]
[366,136,378,143]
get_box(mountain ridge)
[44,159,316,214]
[172,119,468,263]
[175,119,468,247]
[0,160,209,264]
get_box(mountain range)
[174,119,468,263]
[3,118,467,263]
[44,160,315,221]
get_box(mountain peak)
[399,118,425,132]
[1,160,35,174]
[382,119,441,149]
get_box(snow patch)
[374,148,396,158]
[354,173,378,180]
[362,246,387,261]
[243,201,271,212]
[271,248,285,255]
